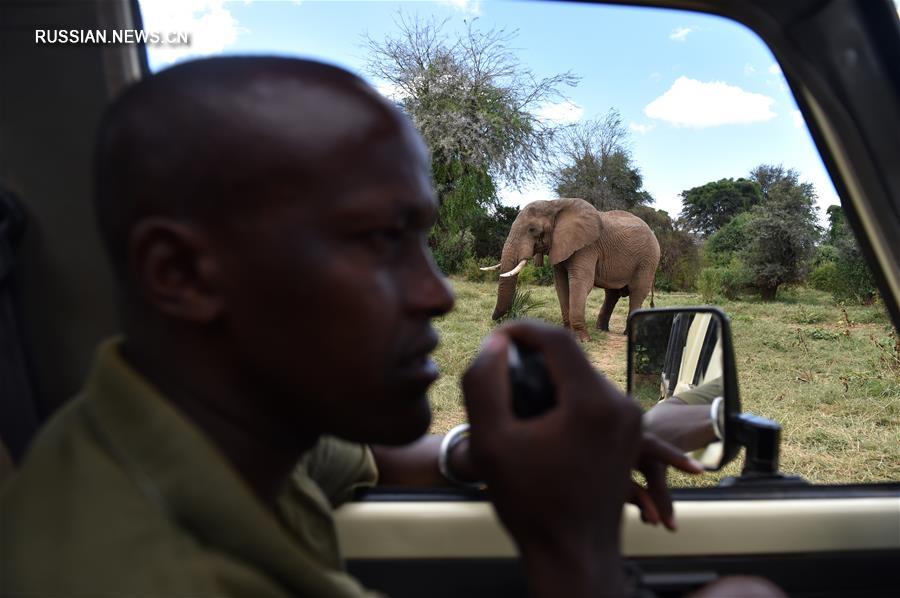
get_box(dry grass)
[430,279,899,486]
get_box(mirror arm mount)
[719,413,808,486]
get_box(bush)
[656,253,701,292]
[808,243,877,304]
[462,256,500,283]
[831,254,878,304]
[698,267,722,303]
[495,287,546,322]
[432,229,475,275]
[512,261,555,287]
[809,261,839,292]
[705,212,752,266]
[469,205,519,259]
[698,258,752,302]
[809,204,876,304]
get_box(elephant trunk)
[492,246,521,321]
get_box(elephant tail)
[650,285,655,308]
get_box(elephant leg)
[596,288,622,332]
[624,284,652,334]
[553,264,570,329]
[567,272,594,342]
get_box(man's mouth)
[395,334,441,383]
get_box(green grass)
[430,280,900,486]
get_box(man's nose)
[407,251,455,317]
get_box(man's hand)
[628,432,705,530]
[462,321,702,597]
[462,321,639,597]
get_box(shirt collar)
[82,338,350,591]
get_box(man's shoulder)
[0,399,293,597]
[2,397,207,596]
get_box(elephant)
[486,198,660,341]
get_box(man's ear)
[129,218,225,323]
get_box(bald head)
[94,56,409,282]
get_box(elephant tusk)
[479,263,502,271]
[500,259,528,278]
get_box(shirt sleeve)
[671,376,723,406]
[302,436,378,507]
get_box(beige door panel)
[336,497,900,559]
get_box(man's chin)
[334,396,432,446]
[375,398,432,445]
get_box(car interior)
[1,0,898,596]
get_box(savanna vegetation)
[366,15,897,486]
[429,281,900,486]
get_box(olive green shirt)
[671,376,723,406]
[1,340,379,597]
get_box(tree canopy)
[699,164,820,300]
[363,15,580,275]
[678,177,762,237]
[742,178,820,299]
[549,110,653,211]
[364,14,577,235]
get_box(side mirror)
[627,307,741,471]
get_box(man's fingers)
[499,321,595,386]
[642,464,676,531]
[500,320,623,409]
[628,482,660,526]
[462,332,513,432]
[642,434,705,474]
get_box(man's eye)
[364,228,405,256]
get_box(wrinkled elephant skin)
[492,198,660,341]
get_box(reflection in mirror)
[629,311,726,469]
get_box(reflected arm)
[643,398,718,452]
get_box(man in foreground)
[0,57,776,597]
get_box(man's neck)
[119,339,318,512]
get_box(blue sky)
[138,0,881,221]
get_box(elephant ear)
[549,199,603,266]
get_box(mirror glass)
[629,310,729,469]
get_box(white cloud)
[139,0,246,65]
[644,76,777,128]
[768,63,782,75]
[744,63,756,75]
[535,100,584,124]
[439,0,482,15]
[499,181,554,209]
[669,27,694,42]
[791,109,805,128]
[375,80,406,101]
[629,122,655,135]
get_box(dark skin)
[122,64,454,509]
[115,58,703,597]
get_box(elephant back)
[598,210,661,269]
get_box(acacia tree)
[364,15,577,237]
[549,110,653,211]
